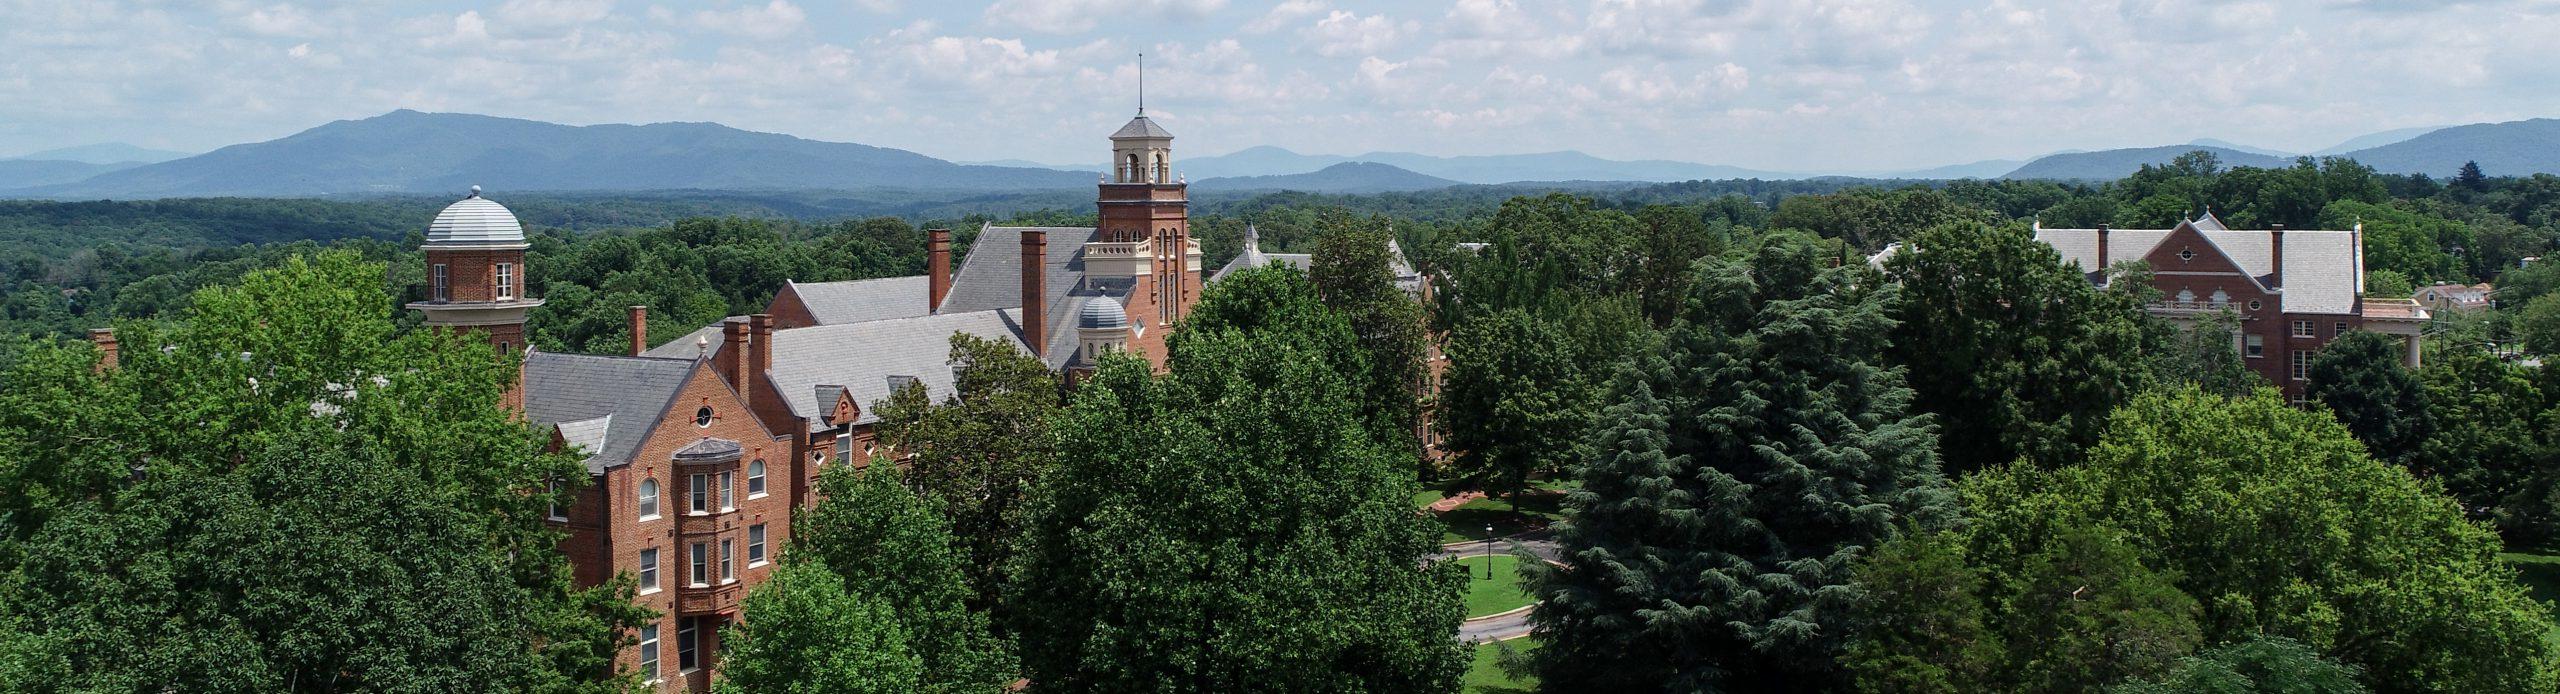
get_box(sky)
[4,0,2559,172]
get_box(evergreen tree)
[2305,330,2431,465]
[716,562,923,694]
[0,251,643,691]
[2455,161,2489,192]
[2112,636,2367,694]
[789,464,1015,694]
[1007,271,1465,693]
[1527,233,1955,690]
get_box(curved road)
[1438,533,1562,642]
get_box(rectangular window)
[834,432,852,465]
[718,471,734,511]
[2244,334,2264,358]
[638,548,660,593]
[747,461,766,498]
[689,542,708,587]
[431,264,449,301]
[2335,321,2349,337]
[689,473,708,514]
[2291,350,2313,381]
[547,480,567,521]
[638,624,660,682]
[748,524,767,566]
[495,263,515,300]
[677,618,699,672]
[720,539,735,582]
[2292,320,2314,338]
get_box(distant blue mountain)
[0,159,144,189]
[2003,145,2294,180]
[2311,126,2441,156]
[15,110,1089,199]
[1191,162,1460,193]
[1174,146,1791,184]
[2327,119,2560,177]
[2187,138,2294,158]
[8,142,192,165]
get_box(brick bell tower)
[407,185,543,359]
[1094,84,1203,332]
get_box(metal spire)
[1137,52,1146,115]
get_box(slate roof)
[1211,224,1422,298]
[941,225,1116,368]
[639,316,742,359]
[521,351,697,473]
[783,276,933,325]
[2034,217,2366,315]
[1111,115,1174,140]
[760,311,1031,427]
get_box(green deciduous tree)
[2518,293,2560,357]
[789,464,1014,694]
[1884,220,2153,470]
[1437,308,1593,501]
[2411,350,2559,542]
[1007,271,1465,693]
[1308,212,1431,464]
[716,562,923,694]
[0,251,642,692]
[871,332,1060,613]
[2305,330,2431,465]
[1527,233,1955,691]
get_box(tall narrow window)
[495,263,515,300]
[637,479,659,519]
[547,479,567,521]
[719,538,735,582]
[689,473,708,514]
[677,618,699,671]
[638,624,660,682]
[834,432,851,465]
[748,524,767,566]
[718,471,734,511]
[638,548,660,593]
[431,264,449,301]
[689,542,708,586]
[747,460,767,498]
[2291,350,2313,381]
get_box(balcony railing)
[2146,300,2239,314]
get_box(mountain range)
[6,111,2559,199]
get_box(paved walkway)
[1440,532,1562,643]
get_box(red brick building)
[2032,212,2428,401]
[412,111,1206,691]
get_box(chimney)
[2270,224,2285,288]
[927,228,953,312]
[1021,228,1048,359]
[747,314,774,408]
[720,319,750,408]
[627,305,648,356]
[89,328,118,372]
[2095,224,2110,269]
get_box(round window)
[693,407,714,427]
[2176,248,2196,262]
[2247,300,2262,311]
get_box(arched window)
[1124,153,1140,182]
[747,460,767,498]
[637,478,660,519]
[1153,152,1168,183]
[2209,289,2230,306]
[2176,289,2196,303]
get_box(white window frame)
[2292,320,2315,338]
[547,479,567,521]
[638,548,660,594]
[718,471,734,511]
[2291,350,2313,381]
[747,460,766,498]
[689,542,709,587]
[431,263,449,301]
[2244,334,2264,358]
[637,479,659,520]
[719,538,735,583]
[834,431,852,465]
[638,624,660,684]
[494,262,515,300]
[748,524,767,566]
[688,473,708,515]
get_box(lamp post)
[1484,525,1494,580]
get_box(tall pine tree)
[1528,233,1955,691]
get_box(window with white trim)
[689,542,708,587]
[431,264,449,301]
[638,624,659,683]
[2291,350,2313,381]
[637,479,659,519]
[2292,320,2315,338]
[2244,334,2264,358]
[547,479,567,521]
[689,473,708,514]
[748,524,767,566]
[834,432,851,465]
[638,548,660,593]
[2208,289,2230,306]
[718,471,734,511]
[747,460,766,498]
[494,263,515,300]
[719,538,735,583]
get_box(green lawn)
[1464,638,1540,693]
[2502,551,2560,645]
[1438,492,1564,543]
[1453,554,1532,619]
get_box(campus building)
[409,110,1203,691]
[2032,212,2429,401]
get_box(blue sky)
[4,0,2559,171]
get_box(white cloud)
[496,0,616,27]
[982,0,1229,35]
[1301,10,1412,58]
[679,0,805,40]
[1245,0,1327,33]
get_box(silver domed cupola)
[1075,295,1131,364]
[425,185,528,249]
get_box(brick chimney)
[2095,224,2110,269]
[88,328,117,372]
[1021,228,1047,359]
[2270,224,2286,288]
[748,313,774,393]
[720,319,751,408]
[627,305,648,356]
[927,228,953,312]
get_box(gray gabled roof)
[939,225,1113,369]
[1111,115,1174,140]
[2034,217,2366,315]
[522,351,697,473]
[783,276,933,325]
[761,310,1032,427]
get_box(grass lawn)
[2502,551,2560,645]
[1452,554,1532,618]
[1438,492,1564,543]
[1463,638,1540,693]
